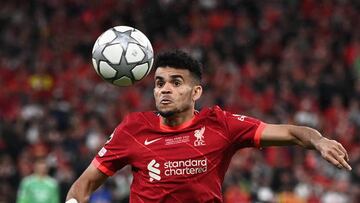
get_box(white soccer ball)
[92,26,154,86]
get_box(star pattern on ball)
[92,26,153,86]
[111,29,139,51]
[144,45,153,60]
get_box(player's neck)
[161,109,195,127]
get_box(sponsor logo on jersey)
[194,126,206,146]
[147,158,208,182]
[164,158,207,176]
[147,159,161,182]
[144,138,162,145]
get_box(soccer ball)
[92,26,154,86]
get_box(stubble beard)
[158,110,176,118]
[157,104,191,118]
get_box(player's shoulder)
[124,111,158,122]
[199,105,227,118]
[195,106,230,130]
[115,111,158,129]
[199,105,250,123]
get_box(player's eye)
[156,81,164,88]
[173,80,182,87]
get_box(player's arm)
[66,164,108,203]
[260,124,352,170]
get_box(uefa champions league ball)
[92,26,154,86]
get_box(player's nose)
[161,82,172,94]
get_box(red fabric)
[254,122,266,147]
[92,159,115,176]
[93,106,264,202]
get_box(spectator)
[16,157,60,203]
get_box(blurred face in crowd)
[154,67,202,118]
[34,159,48,177]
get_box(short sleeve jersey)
[93,106,266,202]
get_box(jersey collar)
[159,111,199,131]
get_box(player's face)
[154,67,202,118]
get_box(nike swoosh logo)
[144,138,162,145]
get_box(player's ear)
[192,85,202,101]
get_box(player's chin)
[158,110,176,118]
[157,103,174,110]
[156,106,176,117]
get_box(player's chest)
[129,125,230,182]
[131,125,229,158]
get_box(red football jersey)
[93,106,266,202]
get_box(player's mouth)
[160,99,172,104]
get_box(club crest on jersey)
[194,126,206,146]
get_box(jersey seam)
[122,129,169,163]
[140,112,155,127]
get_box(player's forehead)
[154,66,191,80]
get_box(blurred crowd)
[1,0,360,202]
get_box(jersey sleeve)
[223,110,266,148]
[92,116,131,176]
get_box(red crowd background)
[0,0,360,202]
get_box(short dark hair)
[153,50,202,83]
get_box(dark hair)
[153,50,202,83]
